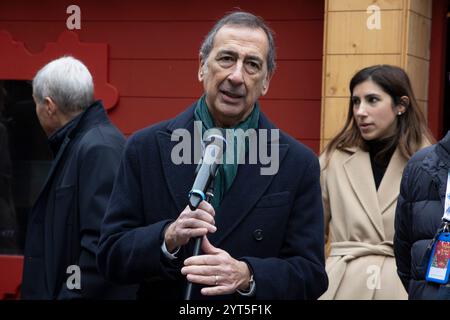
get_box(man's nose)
[227,61,244,85]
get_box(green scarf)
[194,95,260,209]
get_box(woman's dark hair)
[322,64,434,163]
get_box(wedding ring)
[214,275,219,285]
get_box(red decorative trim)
[0,30,118,110]
[0,255,23,299]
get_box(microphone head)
[202,128,226,165]
[188,129,226,210]
[203,128,227,151]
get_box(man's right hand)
[164,201,216,252]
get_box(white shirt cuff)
[161,240,180,260]
[236,277,256,297]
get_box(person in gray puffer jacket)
[395,131,450,300]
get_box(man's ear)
[261,72,273,96]
[44,97,58,116]
[198,55,206,82]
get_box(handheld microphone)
[185,128,226,300]
[188,129,227,210]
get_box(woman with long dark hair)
[319,65,434,299]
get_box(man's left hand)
[181,236,251,296]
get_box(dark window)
[0,80,51,254]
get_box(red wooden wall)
[428,0,449,140]
[0,0,324,152]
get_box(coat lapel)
[32,104,92,214]
[208,112,289,246]
[32,136,71,215]
[377,148,406,213]
[208,143,289,246]
[157,106,290,247]
[157,119,198,216]
[343,148,385,239]
[39,136,71,297]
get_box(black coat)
[21,101,137,299]
[0,119,19,254]
[97,103,328,300]
[395,131,450,300]
[0,121,18,253]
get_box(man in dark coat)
[395,131,450,300]
[98,11,328,300]
[21,56,136,299]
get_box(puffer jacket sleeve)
[394,159,416,291]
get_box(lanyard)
[422,171,450,264]
[443,170,450,222]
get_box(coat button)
[253,229,263,241]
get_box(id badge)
[426,232,450,284]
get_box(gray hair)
[200,11,276,74]
[33,56,94,114]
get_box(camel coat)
[319,146,408,300]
